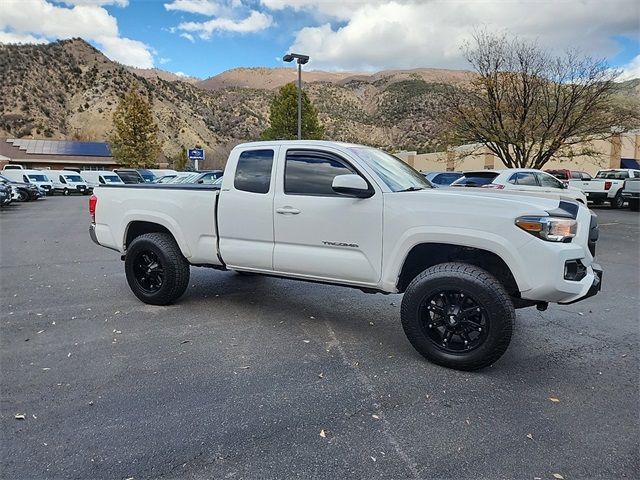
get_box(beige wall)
[397,132,640,174]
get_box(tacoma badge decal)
[322,241,359,248]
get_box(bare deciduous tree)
[442,31,638,169]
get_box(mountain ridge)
[1,38,637,168]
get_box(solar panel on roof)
[5,138,111,156]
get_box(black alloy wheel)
[421,290,488,353]
[132,250,164,294]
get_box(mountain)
[197,67,471,91]
[1,39,637,168]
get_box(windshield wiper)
[397,186,426,192]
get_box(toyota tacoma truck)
[89,141,602,371]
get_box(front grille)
[588,213,599,257]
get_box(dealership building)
[397,132,640,174]
[0,138,118,171]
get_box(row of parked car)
[0,165,224,207]
[423,167,640,211]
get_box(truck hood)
[408,187,571,212]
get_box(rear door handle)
[276,206,301,215]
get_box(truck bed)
[92,184,222,265]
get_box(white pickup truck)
[576,168,640,208]
[90,141,602,371]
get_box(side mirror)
[332,174,373,198]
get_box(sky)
[0,0,638,80]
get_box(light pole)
[283,53,309,140]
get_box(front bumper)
[558,263,603,304]
[622,191,639,199]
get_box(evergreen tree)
[110,86,161,167]
[261,83,324,140]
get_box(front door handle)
[276,206,301,215]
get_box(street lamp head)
[283,53,309,65]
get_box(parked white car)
[81,170,124,188]
[451,169,588,204]
[45,170,91,195]
[90,140,602,371]
[1,167,54,195]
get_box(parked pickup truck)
[622,178,640,211]
[576,168,640,208]
[90,141,602,371]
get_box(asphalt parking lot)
[1,196,638,479]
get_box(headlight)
[516,216,577,242]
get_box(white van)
[46,170,91,195]
[2,168,55,195]
[81,170,124,188]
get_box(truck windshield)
[103,175,122,183]
[64,175,83,182]
[28,174,49,182]
[595,171,629,179]
[348,147,432,192]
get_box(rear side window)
[433,173,463,185]
[508,172,538,186]
[285,150,355,196]
[234,149,274,194]
[571,171,582,179]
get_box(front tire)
[63,188,70,196]
[401,263,514,371]
[125,232,190,305]
[629,199,639,212]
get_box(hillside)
[1,39,637,168]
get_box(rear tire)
[610,192,624,209]
[401,262,514,371]
[125,232,190,305]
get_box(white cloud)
[178,10,272,39]
[158,56,171,64]
[174,71,187,77]
[164,0,221,16]
[167,0,272,40]
[280,0,639,71]
[0,0,155,68]
[618,55,640,81]
[60,0,129,6]
[95,35,154,67]
[0,31,48,44]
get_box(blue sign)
[188,148,204,160]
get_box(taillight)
[604,181,612,190]
[89,194,97,223]
[481,184,505,189]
